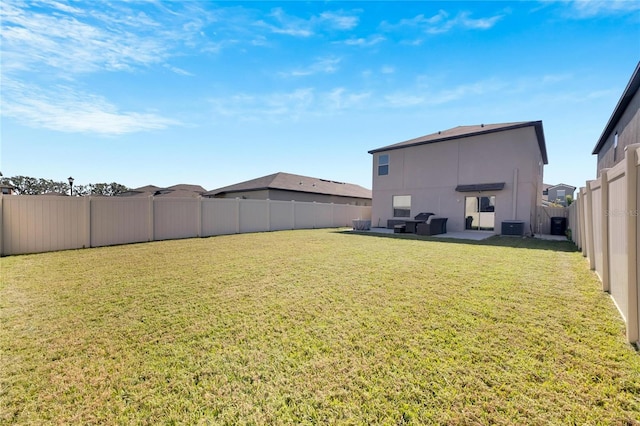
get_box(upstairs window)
[613,132,619,162]
[393,195,411,217]
[378,154,389,176]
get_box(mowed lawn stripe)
[1,229,639,424]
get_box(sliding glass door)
[464,196,495,231]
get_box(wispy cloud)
[280,57,342,77]
[210,87,371,122]
[1,79,178,134]
[319,11,359,30]
[259,7,314,37]
[343,35,386,46]
[384,78,508,108]
[550,0,640,18]
[381,9,505,35]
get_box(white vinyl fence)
[568,144,640,344]
[0,196,371,256]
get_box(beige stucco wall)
[371,126,544,234]
[597,88,640,174]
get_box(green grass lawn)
[1,229,639,424]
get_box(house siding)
[597,88,640,174]
[371,126,543,234]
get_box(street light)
[68,176,74,196]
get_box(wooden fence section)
[568,143,640,344]
[0,196,371,256]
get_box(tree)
[88,182,129,196]
[1,175,129,196]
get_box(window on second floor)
[378,154,389,176]
[613,132,619,162]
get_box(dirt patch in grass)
[1,229,639,424]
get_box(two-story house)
[368,121,548,235]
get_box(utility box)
[550,217,567,236]
[501,220,524,236]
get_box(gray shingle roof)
[369,121,548,164]
[204,172,372,199]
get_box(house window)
[613,132,618,162]
[556,189,565,202]
[393,195,411,217]
[378,154,389,176]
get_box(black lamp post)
[68,176,74,196]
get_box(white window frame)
[393,195,411,218]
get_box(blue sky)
[1,1,639,192]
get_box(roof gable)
[592,61,640,155]
[547,183,576,191]
[368,121,548,164]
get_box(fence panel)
[201,198,238,236]
[294,202,316,229]
[1,196,86,255]
[91,196,150,247]
[239,199,270,233]
[269,201,294,231]
[154,197,199,241]
[315,203,333,228]
[607,161,628,322]
[589,180,604,281]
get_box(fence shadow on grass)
[337,230,579,253]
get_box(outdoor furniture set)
[392,212,448,236]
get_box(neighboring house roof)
[168,184,207,193]
[204,172,372,199]
[542,183,553,191]
[547,183,576,191]
[119,184,207,197]
[592,61,640,155]
[368,121,548,164]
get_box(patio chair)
[416,217,448,236]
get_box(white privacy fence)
[0,196,371,256]
[568,144,640,344]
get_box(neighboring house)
[119,184,207,198]
[0,184,14,195]
[543,183,576,206]
[592,61,640,174]
[368,121,548,235]
[203,172,372,206]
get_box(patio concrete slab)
[354,228,495,241]
[432,231,495,241]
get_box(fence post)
[625,144,640,343]
[579,188,587,254]
[235,198,240,234]
[0,195,3,256]
[267,199,271,232]
[84,196,91,249]
[148,195,154,242]
[197,196,202,238]
[584,183,595,269]
[600,170,611,292]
